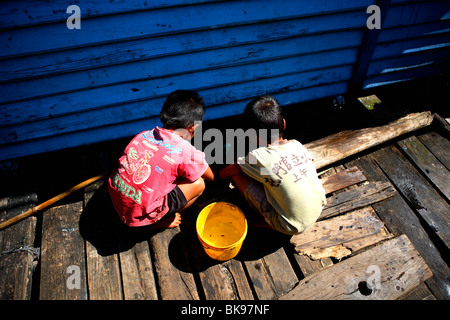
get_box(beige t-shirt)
[238,140,326,234]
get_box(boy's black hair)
[160,90,205,128]
[243,95,284,143]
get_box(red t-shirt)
[108,127,208,226]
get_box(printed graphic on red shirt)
[108,127,208,227]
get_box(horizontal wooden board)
[384,1,450,29]
[0,0,220,30]
[291,206,393,260]
[0,0,374,58]
[373,32,450,60]
[0,82,349,161]
[320,166,367,194]
[0,65,354,145]
[320,181,396,220]
[0,42,360,104]
[0,14,367,83]
[281,235,433,300]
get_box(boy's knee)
[194,177,206,195]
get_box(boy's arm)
[219,162,242,179]
[201,165,215,183]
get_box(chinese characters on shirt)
[264,151,311,187]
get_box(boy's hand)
[219,162,242,180]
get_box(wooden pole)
[0,170,112,231]
[305,111,434,170]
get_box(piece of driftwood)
[305,111,433,170]
[280,235,433,300]
[291,206,393,260]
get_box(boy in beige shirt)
[220,95,326,235]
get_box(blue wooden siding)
[0,0,449,161]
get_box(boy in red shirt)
[108,90,214,229]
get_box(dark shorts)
[166,186,188,214]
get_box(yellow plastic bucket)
[196,202,248,261]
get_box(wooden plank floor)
[1,124,449,301]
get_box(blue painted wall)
[1,0,449,161]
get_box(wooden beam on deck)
[305,111,433,170]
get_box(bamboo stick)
[0,170,112,230]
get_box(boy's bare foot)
[167,212,182,228]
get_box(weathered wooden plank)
[373,32,450,60]
[0,0,218,30]
[119,240,158,300]
[39,202,88,300]
[417,131,450,171]
[400,283,436,300]
[398,136,450,201]
[198,262,243,300]
[305,111,434,170]
[372,145,450,249]
[0,0,374,58]
[83,182,123,300]
[194,240,253,300]
[149,227,199,300]
[280,235,433,300]
[1,43,359,104]
[244,246,298,300]
[384,1,450,29]
[320,166,367,194]
[0,81,348,161]
[367,48,450,78]
[0,20,363,84]
[225,259,254,300]
[346,154,450,300]
[85,241,123,300]
[0,65,354,144]
[319,180,396,220]
[293,255,334,278]
[0,195,38,300]
[291,207,393,260]
[363,60,450,90]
